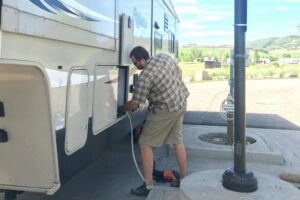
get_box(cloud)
[174,3,233,18]
[210,11,233,16]
[274,6,288,11]
[273,0,300,2]
[189,16,226,23]
[173,1,234,45]
[180,21,206,30]
[172,0,198,4]
[201,5,233,9]
[253,7,267,14]
[181,30,233,38]
[291,28,299,34]
[176,8,233,22]
[175,5,202,14]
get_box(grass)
[246,64,300,79]
[178,62,205,79]
[179,62,300,82]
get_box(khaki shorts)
[139,103,187,147]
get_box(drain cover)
[198,132,256,145]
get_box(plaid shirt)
[132,54,189,112]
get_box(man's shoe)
[170,170,180,187]
[130,183,151,196]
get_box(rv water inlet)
[129,74,139,93]
[0,129,8,143]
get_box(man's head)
[129,46,150,70]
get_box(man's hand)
[118,100,139,113]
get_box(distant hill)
[179,35,300,62]
[247,35,300,51]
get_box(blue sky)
[173,0,300,45]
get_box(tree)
[191,48,202,61]
[254,50,260,63]
[222,51,230,62]
[282,53,291,58]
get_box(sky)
[172,0,300,46]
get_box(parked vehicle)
[0,0,179,199]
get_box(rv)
[0,0,179,199]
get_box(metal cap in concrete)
[180,125,285,165]
[181,169,300,200]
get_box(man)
[118,46,189,196]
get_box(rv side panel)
[2,0,116,49]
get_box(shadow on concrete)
[184,111,300,131]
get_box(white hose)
[126,112,145,181]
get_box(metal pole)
[234,0,247,173]
[222,0,258,192]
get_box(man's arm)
[118,100,139,113]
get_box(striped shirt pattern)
[132,54,190,112]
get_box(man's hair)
[129,46,150,61]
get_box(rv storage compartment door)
[93,66,118,135]
[65,68,89,155]
[0,62,59,194]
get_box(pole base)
[222,167,258,193]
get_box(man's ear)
[140,58,146,66]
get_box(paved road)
[0,136,147,200]
[186,79,300,127]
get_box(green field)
[179,62,300,82]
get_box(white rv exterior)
[0,0,179,198]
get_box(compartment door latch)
[0,129,8,143]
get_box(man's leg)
[174,143,186,179]
[140,143,154,185]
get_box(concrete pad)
[181,169,300,200]
[146,186,187,200]
[180,125,285,165]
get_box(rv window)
[168,32,175,53]
[154,32,162,49]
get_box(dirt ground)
[186,79,300,127]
